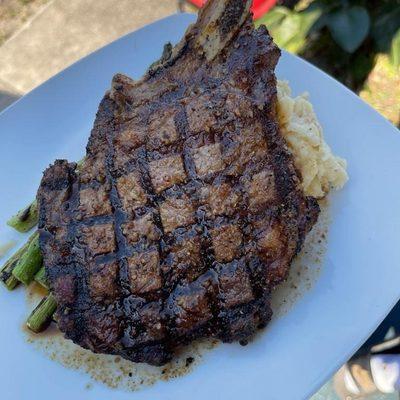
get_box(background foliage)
[258,0,400,91]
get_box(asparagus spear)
[0,260,20,290]
[0,256,19,290]
[34,266,48,289]
[0,231,38,290]
[7,199,39,233]
[26,294,57,333]
[12,232,42,285]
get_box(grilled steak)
[38,0,319,366]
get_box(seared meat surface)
[38,0,319,366]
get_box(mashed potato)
[276,80,348,198]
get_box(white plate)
[1,13,400,400]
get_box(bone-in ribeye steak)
[37,0,319,366]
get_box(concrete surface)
[0,0,178,94]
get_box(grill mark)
[98,97,139,353]
[65,169,91,343]
[78,214,115,226]
[175,106,198,180]
[93,252,118,265]
[197,208,223,336]
[104,101,130,300]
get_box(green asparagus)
[34,266,48,289]
[26,294,57,333]
[0,231,38,290]
[4,275,19,290]
[7,199,39,233]
[12,232,42,285]
[0,257,19,290]
[0,260,20,290]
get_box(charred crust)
[38,0,319,366]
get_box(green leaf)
[278,4,325,54]
[256,6,289,29]
[305,0,338,33]
[372,7,400,53]
[284,36,307,53]
[390,29,400,69]
[327,6,370,53]
[258,8,302,51]
[276,3,326,54]
[277,13,303,46]
[299,0,327,35]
